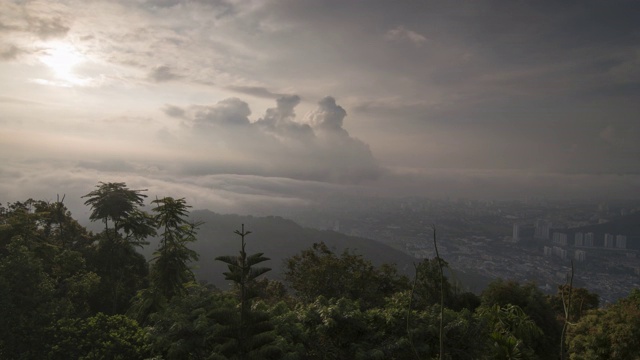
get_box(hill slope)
[187,210,417,289]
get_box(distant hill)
[183,210,417,289]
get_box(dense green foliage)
[568,288,640,359]
[1,184,638,359]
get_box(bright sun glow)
[39,42,87,85]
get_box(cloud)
[306,96,347,132]
[598,124,640,154]
[148,65,181,82]
[255,95,314,139]
[0,1,70,40]
[258,95,301,126]
[77,159,136,172]
[164,95,381,183]
[162,104,186,118]
[2,0,639,207]
[0,44,23,60]
[0,96,45,105]
[0,157,357,221]
[375,167,640,201]
[226,85,285,99]
[384,26,428,47]
[190,98,253,128]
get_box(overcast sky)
[1,0,639,216]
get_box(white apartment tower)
[535,219,551,239]
[604,233,615,248]
[512,223,520,241]
[584,232,595,247]
[552,232,568,246]
[574,232,584,247]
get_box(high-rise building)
[512,223,520,241]
[574,232,584,247]
[543,246,553,257]
[584,232,595,247]
[604,233,615,248]
[535,219,551,239]
[553,246,567,260]
[616,235,627,249]
[574,250,587,262]
[552,232,568,246]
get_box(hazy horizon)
[2,0,639,216]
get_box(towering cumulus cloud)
[164,95,380,183]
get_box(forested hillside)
[1,182,639,359]
[182,210,417,288]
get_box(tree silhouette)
[215,224,279,359]
[82,182,153,314]
[129,197,200,324]
[82,182,155,245]
[151,197,200,300]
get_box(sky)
[1,0,639,217]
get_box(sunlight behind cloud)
[38,42,89,86]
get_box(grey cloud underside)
[149,65,181,82]
[0,44,22,60]
[0,1,71,40]
[226,85,286,99]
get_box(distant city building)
[574,249,587,262]
[584,232,595,247]
[616,235,627,249]
[512,223,520,241]
[543,246,553,257]
[535,219,551,239]
[552,232,568,246]
[574,232,584,247]
[598,202,609,212]
[553,246,567,260]
[604,233,615,248]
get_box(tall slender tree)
[215,224,279,359]
[150,197,200,300]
